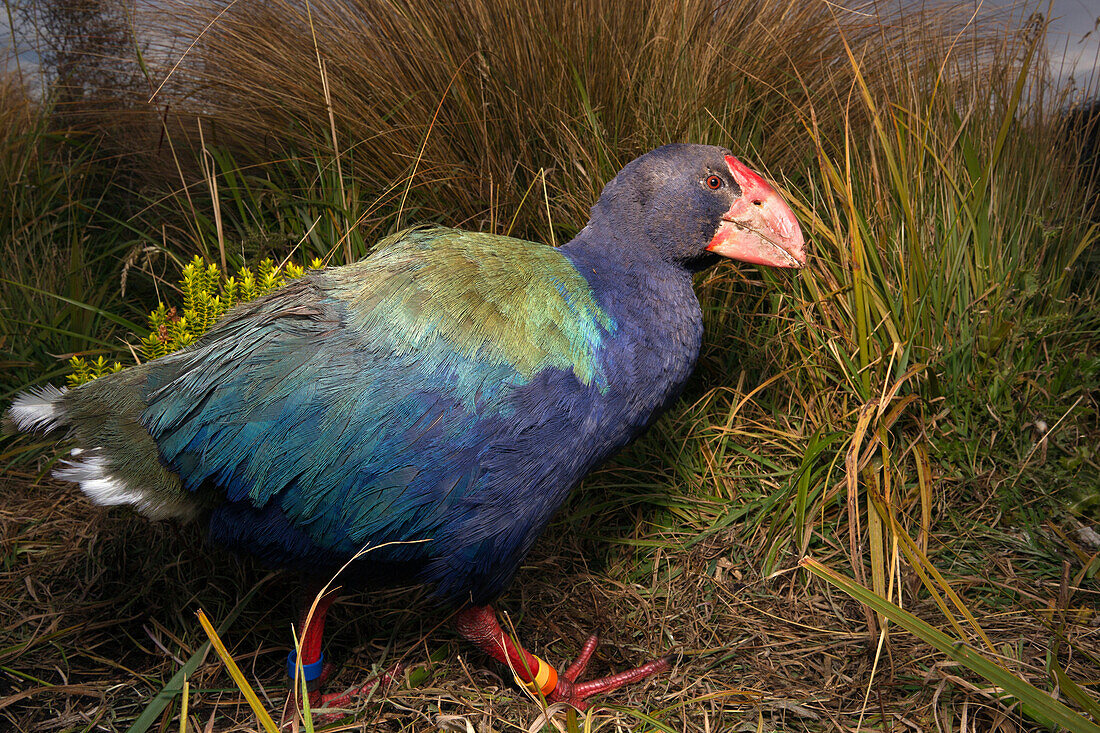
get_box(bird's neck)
[559,221,705,444]
[563,217,723,275]
[560,222,703,376]
[559,223,696,306]
[562,218,660,268]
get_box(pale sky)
[991,0,1100,95]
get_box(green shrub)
[66,255,319,387]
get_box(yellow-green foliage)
[68,256,321,387]
[67,356,124,386]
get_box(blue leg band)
[287,649,325,683]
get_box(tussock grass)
[712,11,1100,574]
[2,0,1099,731]
[0,72,34,138]
[145,0,997,247]
[0,76,145,400]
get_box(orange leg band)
[517,654,558,697]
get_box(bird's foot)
[313,661,403,711]
[455,605,671,711]
[544,634,671,710]
[280,662,402,729]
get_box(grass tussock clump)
[0,73,35,140]
[149,0,992,244]
[0,74,146,399]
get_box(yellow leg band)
[516,654,558,697]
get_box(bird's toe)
[547,646,671,709]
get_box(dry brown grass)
[3,458,1098,732]
[0,73,36,142]
[134,0,1010,245]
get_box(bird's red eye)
[706,175,723,190]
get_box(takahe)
[7,144,805,716]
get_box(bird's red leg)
[282,588,338,725]
[454,604,670,710]
[298,590,338,691]
[281,589,402,726]
[283,589,404,726]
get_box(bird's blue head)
[587,144,806,271]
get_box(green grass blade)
[605,706,680,733]
[1,278,146,334]
[801,557,1100,732]
[1050,658,1100,721]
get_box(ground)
[2,459,1098,733]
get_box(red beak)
[705,155,806,268]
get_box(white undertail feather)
[7,385,68,432]
[53,453,196,520]
[8,386,195,521]
[54,455,146,506]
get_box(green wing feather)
[330,227,615,390]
